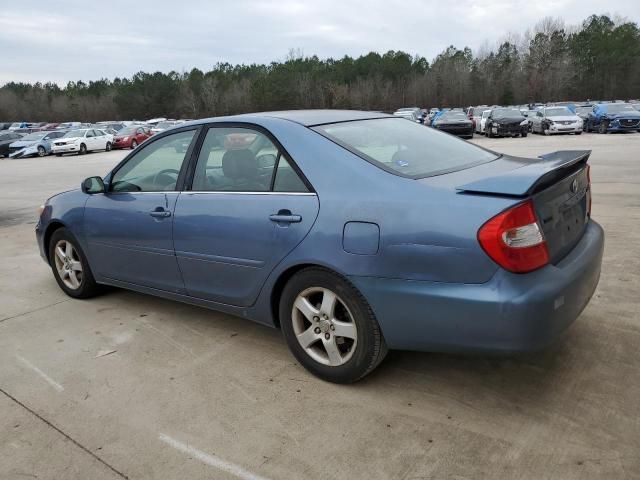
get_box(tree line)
[1,14,639,122]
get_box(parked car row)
[0,117,190,158]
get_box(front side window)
[192,127,308,192]
[314,118,498,178]
[110,129,196,192]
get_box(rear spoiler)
[456,150,591,197]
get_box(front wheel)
[79,143,87,155]
[599,121,609,134]
[37,146,46,157]
[521,130,528,138]
[105,142,112,151]
[131,140,138,149]
[49,228,101,299]
[280,268,387,383]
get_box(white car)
[530,106,583,135]
[476,109,492,134]
[51,129,114,156]
[151,120,179,134]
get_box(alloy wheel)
[37,146,46,157]
[291,287,358,366]
[53,239,83,290]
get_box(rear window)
[313,118,498,178]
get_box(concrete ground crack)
[0,299,70,324]
[0,387,128,479]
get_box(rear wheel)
[49,228,101,299]
[280,268,387,383]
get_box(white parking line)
[158,433,270,480]
[16,355,64,392]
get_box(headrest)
[222,149,258,180]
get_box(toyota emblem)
[570,178,578,193]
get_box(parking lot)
[1,133,639,479]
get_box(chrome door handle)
[149,209,171,218]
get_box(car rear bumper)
[349,220,604,353]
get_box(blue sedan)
[585,103,640,133]
[36,110,604,383]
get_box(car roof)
[186,110,393,128]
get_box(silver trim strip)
[104,191,316,196]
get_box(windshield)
[492,109,522,118]
[119,127,137,135]
[438,112,468,121]
[154,122,174,129]
[313,118,498,178]
[21,132,47,141]
[63,129,87,138]
[604,104,636,113]
[545,107,572,116]
[576,106,592,114]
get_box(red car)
[112,126,152,149]
[37,123,60,131]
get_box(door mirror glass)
[82,176,105,194]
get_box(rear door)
[173,125,319,307]
[84,128,199,292]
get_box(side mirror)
[82,176,105,194]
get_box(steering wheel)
[152,168,180,188]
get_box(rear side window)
[313,118,498,178]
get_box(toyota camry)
[36,110,604,383]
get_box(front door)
[84,128,198,292]
[173,125,319,307]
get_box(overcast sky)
[2,0,639,85]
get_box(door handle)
[149,209,171,218]
[269,210,301,224]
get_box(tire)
[280,267,388,383]
[55,153,62,157]
[79,143,87,155]
[37,146,46,157]
[487,124,494,138]
[543,124,550,136]
[575,131,582,135]
[105,142,112,152]
[131,140,138,149]
[599,121,609,134]
[521,130,528,138]
[48,228,101,299]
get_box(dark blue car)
[36,110,604,383]
[585,103,640,133]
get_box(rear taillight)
[478,200,549,273]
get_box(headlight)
[520,120,528,126]
[123,136,129,141]
[37,204,45,217]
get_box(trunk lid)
[455,150,591,264]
